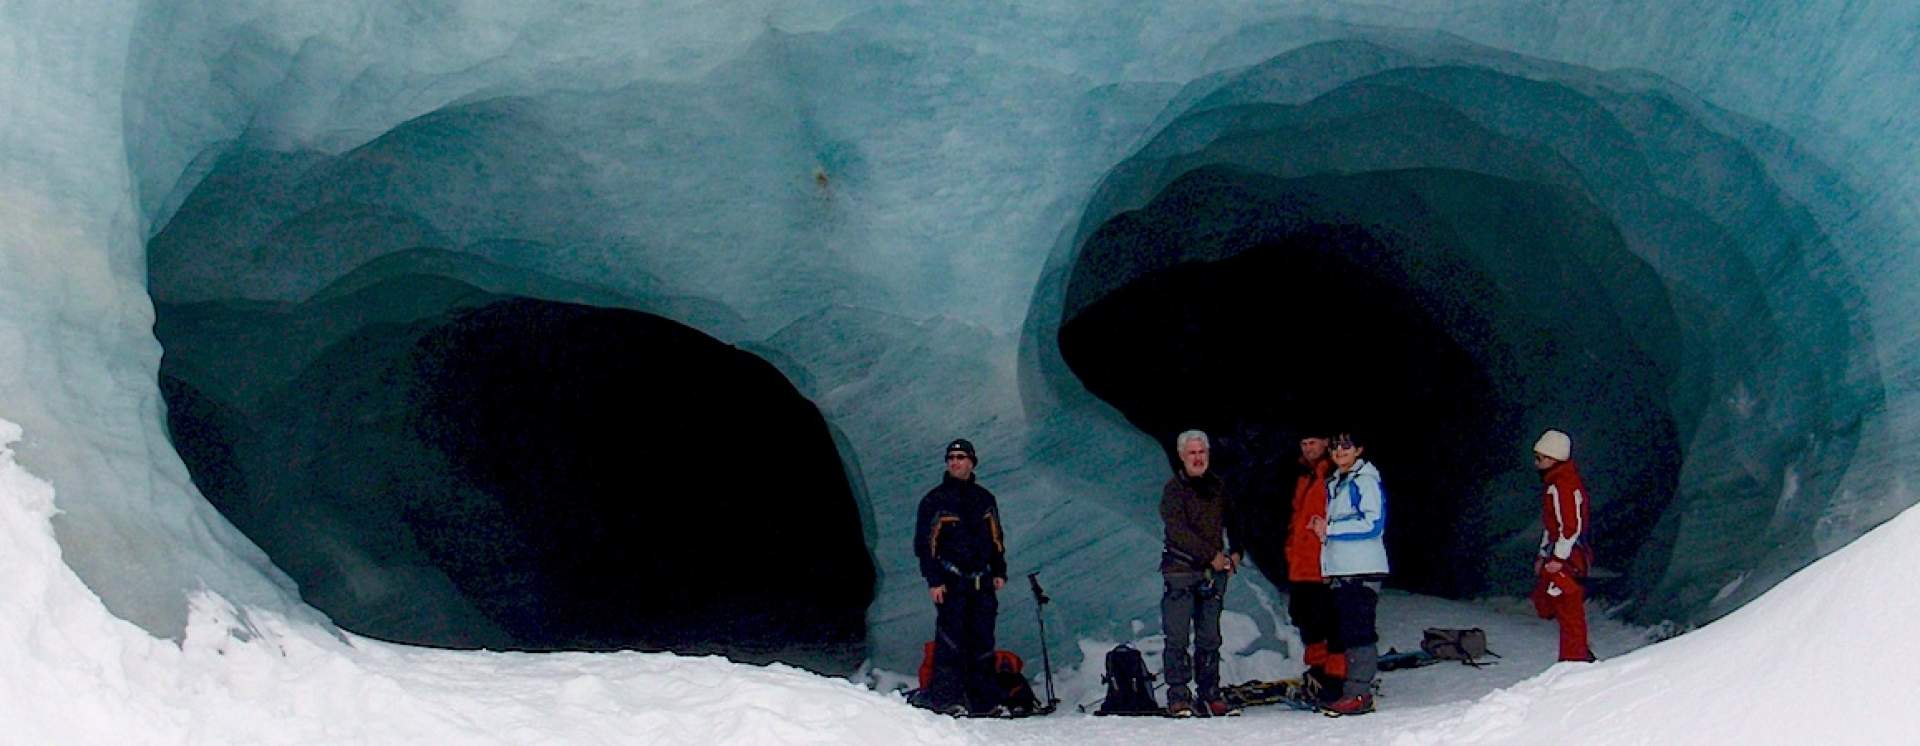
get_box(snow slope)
[1403,508,1920,744]
[0,418,968,746]
[5,415,1915,744]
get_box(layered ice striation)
[1,0,1917,673]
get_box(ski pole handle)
[1027,572,1049,605]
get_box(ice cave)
[3,1,1918,743]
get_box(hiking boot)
[1205,699,1241,717]
[1320,693,1374,717]
[1164,684,1193,717]
[938,703,970,718]
[980,705,1014,718]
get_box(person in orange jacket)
[1530,429,1596,662]
[1285,428,1343,702]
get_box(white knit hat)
[1533,429,1571,461]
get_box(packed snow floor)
[3,418,1915,744]
[972,590,1654,746]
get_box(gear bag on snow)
[916,644,1027,688]
[992,651,1042,714]
[996,671,1042,714]
[913,643,1042,713]
[1092,644,1160,715]
[1420,627,1501,666]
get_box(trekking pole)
[1027,572,1059,709]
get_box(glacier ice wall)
[1037,42,1882,616]
[2,0,1918,671]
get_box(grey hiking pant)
[1332,577,1382,699]
[1161,571,1225,701]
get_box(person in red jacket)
[1530,429,1596,662]
[1285,429,1343,702]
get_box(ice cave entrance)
[1033,58,1877,626]
[1060,166,1687,600]
[123,29,1885,677]
[156,278,874,671]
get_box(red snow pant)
[1531,567,1590,661]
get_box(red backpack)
[916,643,1024,688]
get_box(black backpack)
[996,670,1041,714]
[990,651,1042,715]
[1093,644,1160,715]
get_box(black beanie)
[945,438,977,462]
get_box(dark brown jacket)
[1159,469,1240,574]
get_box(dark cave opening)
[161,290,874,669]
[403,298,874,657]
[1059,165,1685,598]
[1063,229,1518,595]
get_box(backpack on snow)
[1093,644,1160,715]
[992,650,1042,714]
[996,671,1042,714]
[918,644,1027,688]
[914,643,1041,713]
[1420,627,1501,666]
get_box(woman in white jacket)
[1311,431,1388,715]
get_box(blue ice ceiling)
[2,1,1916,672]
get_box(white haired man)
[1158,429,1244,717]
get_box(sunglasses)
[1331,440,1359,450]
[946,453,972,461]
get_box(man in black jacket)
[1160,429,1243,717]
[913,438,1008,716]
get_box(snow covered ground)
[2,416,1914,744]
[933,586,1646,714]
[970,589,1654,746]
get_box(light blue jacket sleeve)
[1326,472,1385,541]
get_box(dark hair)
[1329,431,1364,449]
